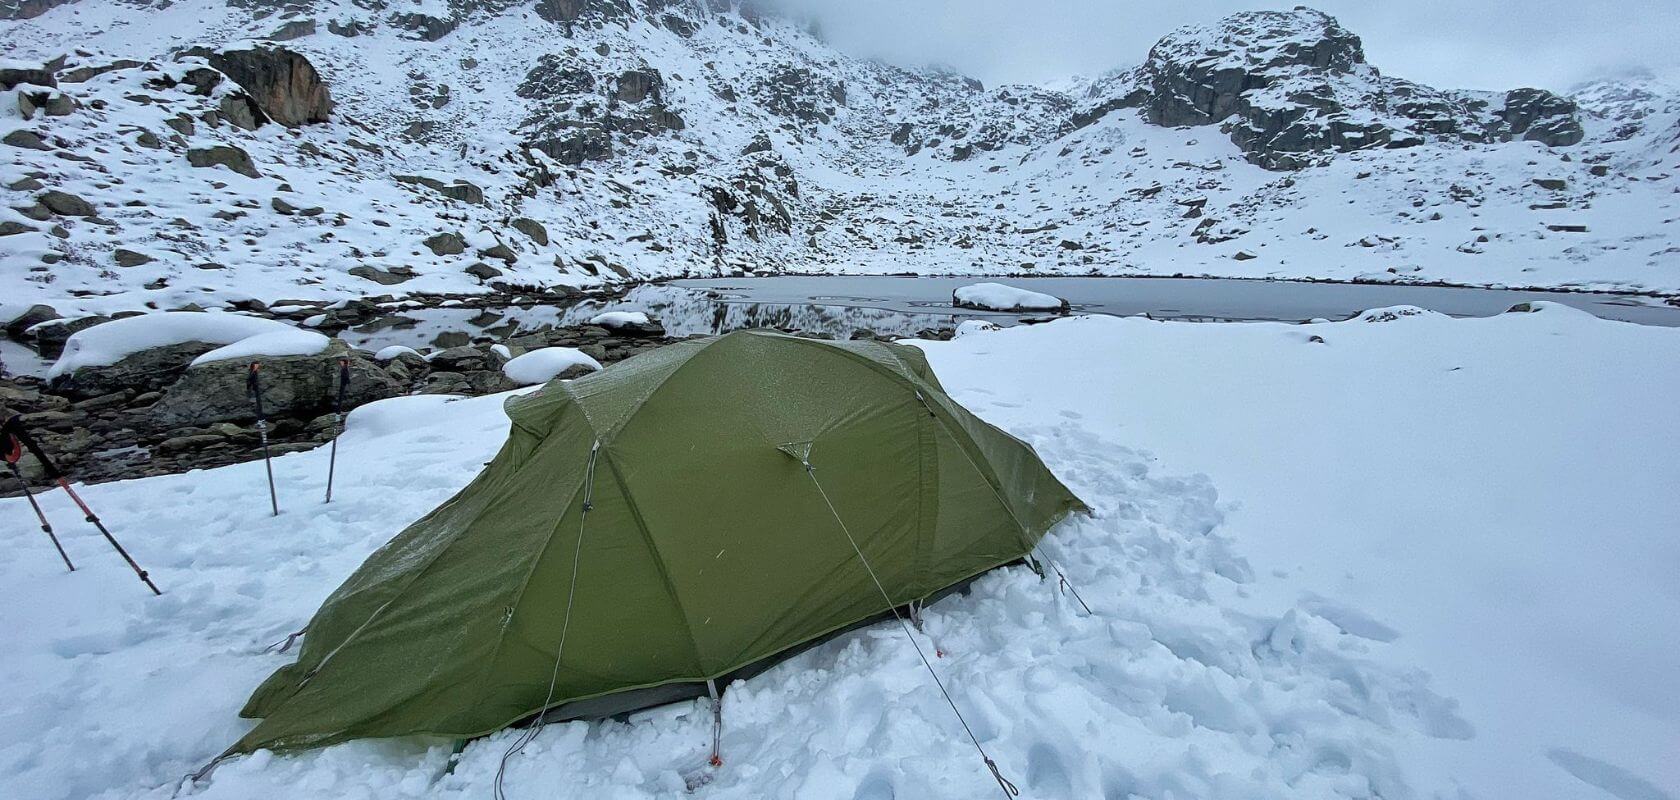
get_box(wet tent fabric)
[233,329,1084,753]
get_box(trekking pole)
[247,362,280,516]
[324,357,350,504]
[3,428,75,572]
[3,415,159,595]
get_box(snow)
[502,347,602,385]
[953,319,1000,337]
[188,330,331,367]
[372,345,421,361]
[2,308,1675,800]
[588,310,652,328]
[952,282,1067,312]
[46,312,311,379]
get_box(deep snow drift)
[1,306,1675,800]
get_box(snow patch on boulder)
[47,312,307,379]
[503,347,602,385]
[953,282,1068,312]
[189,329,331,366]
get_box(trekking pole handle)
[247,362,266,418]
[2,415,63,480]
[334,358,351,412]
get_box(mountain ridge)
[1,2,1676,322]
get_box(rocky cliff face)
[1075,9,1585,169]
[0,3,1675,317]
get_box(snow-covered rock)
[952,282,1068,312]
[189,329,331,366]
[46,312,302,379]
[502,347,602,385]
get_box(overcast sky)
[770,0,1680,92]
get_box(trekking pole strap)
[3,415,63,480]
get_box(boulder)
[4,303,57,337]
[4,129,52,150]
[51,340,221,399]
[395,174,484,204]
[424,231,466,255]
[114,248,154,267]
[150,342,401,427]
[0,64,55,90]
[38,190,95,217]
[464,262,503,280]
[348,265,417,285]
[511,217,549,246]
[30,315,108,359]
[202,47,333,127]
[188,145,262,179]
[427,345,506,373]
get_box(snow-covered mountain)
[1,2,1677,318]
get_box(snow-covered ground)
[2,305,1675,800]
[1,3,1677,320]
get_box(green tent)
[233,329,1083,753]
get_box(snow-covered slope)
[1,3,1677,320]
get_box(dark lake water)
[8,278,1673,377]
[333,276,1678,353]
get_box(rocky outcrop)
[1073,8,1586,169]
[202,47,333,127]
[1502,88,1585,147]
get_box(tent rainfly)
[230,329,1085,755]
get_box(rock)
[38,190,95,217]
[150,343,401,427]
[1532,178,1567,191]
[157,433,227,454]
[0,220,36,236]
[0,64,55,90]
[421,371,473,395]
[52,340,220,399]
[219,93,267,130]
[348,265,417,285]
[427,345,506,373]
[1501,88,1584,147]
[464,262,503,280]
[511,218,549,246]
[188,145,262,179]
[394,174,484,204]
[4,303,57,336]
[615,68,663,103]
[114,249,154,267]
[269,18,316,41]
[423,231,466,255]
[1233,250,1258,260]
[272,197,299,215]
[30,315,108,359]
[478,241,518,263]
[202,47,333,127]
[4,129,52,151]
